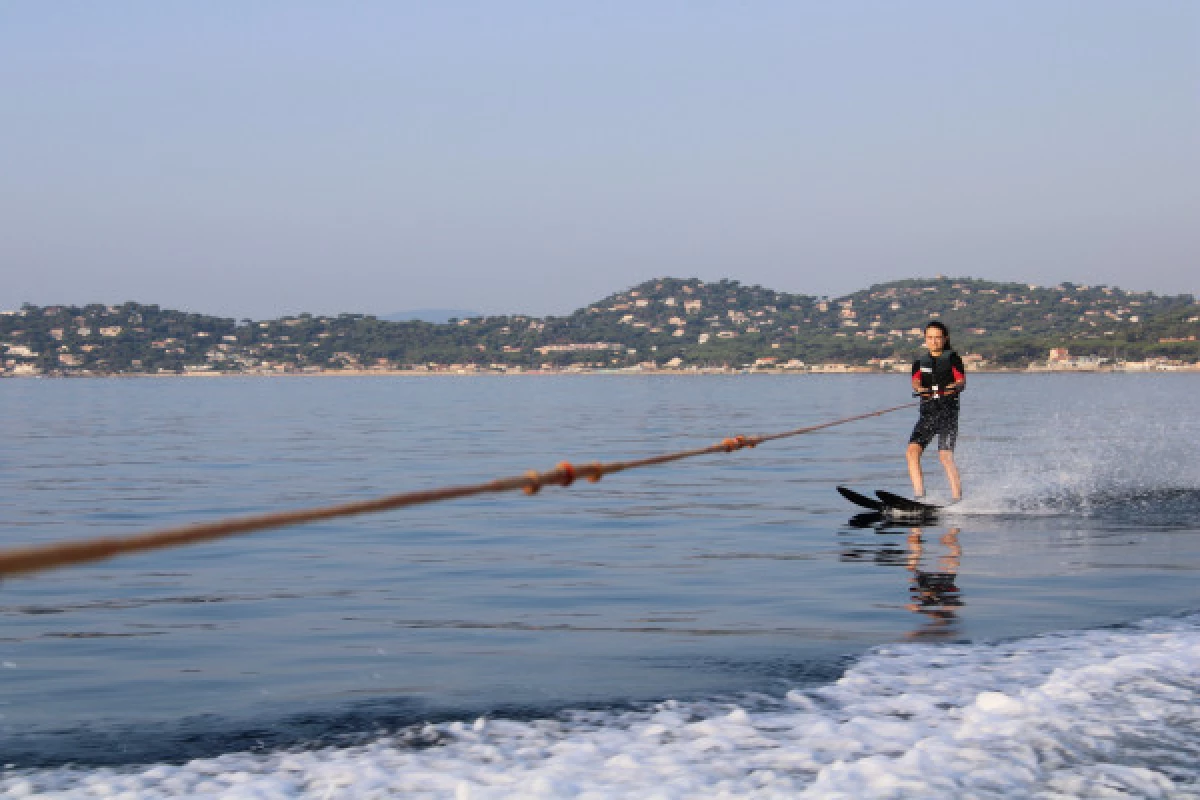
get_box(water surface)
[1,374,1197,796]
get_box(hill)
[2,277,1197,376]
[381,309,481,324]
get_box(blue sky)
[2,1,1196,319]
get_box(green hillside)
[2,277,1197,375]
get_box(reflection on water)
[904,527,962,640]
[837,518,965,641]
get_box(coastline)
[3,364,1198,379]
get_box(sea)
[1,373,1198,799]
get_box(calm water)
[1,374,1198,798]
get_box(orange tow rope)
[0,402,915,578]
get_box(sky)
[2,1,1196,320]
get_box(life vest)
[916,349,963,397]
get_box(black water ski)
[837,486,885,512]
[875,490,942,516]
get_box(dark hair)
[924,321,951,348]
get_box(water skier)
[906,321,965,502]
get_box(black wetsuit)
[909,350,965,451]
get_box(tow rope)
[0,401,915,579]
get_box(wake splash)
[952,384,1200,521]
[956,487,1200,525]
[7,614,1199,799]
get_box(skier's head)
[924,321,950,352]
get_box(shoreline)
[4,365,1199,379]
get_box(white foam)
[6,615,1199,799]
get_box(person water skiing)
[906,321,965,502]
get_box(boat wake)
[6,612,1199,799]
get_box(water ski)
[836,486,941,519]
[875,490,942,518]
[836,486,885,512]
